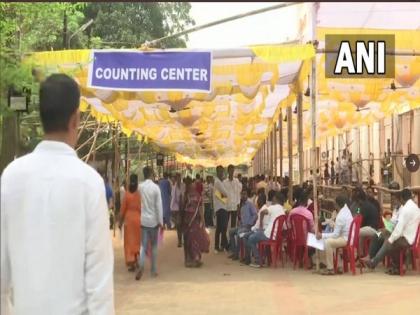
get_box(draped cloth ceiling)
[26,2,420,167]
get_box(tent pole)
[297,92,304,185]
[279,112,283,180]
[274,119,278,179]
[311,3,320,272]
[270,126,276,178]
[287,105,293,204]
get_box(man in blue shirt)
[228,188,257,260]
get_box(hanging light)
[304,75,310,97]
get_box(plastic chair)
[289,214,311,270]
[398,224,420,276]
[258,215,286,268]
[333,215,363,275]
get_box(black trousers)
[204,203,214,227]
[215,209,229,251]
[229,210,238,228]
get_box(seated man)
[228,189,257,260]
[287,192,315,232]
[288,192,316,267]
[239,193,268,264]
[317,195,353,275]
[362,189,420,274]
[244,191,286,268]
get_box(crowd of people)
[1,74,419,315]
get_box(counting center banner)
[88,50,212,92]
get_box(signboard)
[156,153,164,167]
[405,154,419,173]
[88,50,212,92]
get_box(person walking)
[182,177,206,268]
[119,174,141,272]
[1,74,114,315]
[213,165,229,253]
[136,166,163,281]
[224,164,242,228]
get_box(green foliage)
[83,2,195,48]
[0,2,195,161]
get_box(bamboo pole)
[81,137,113,160]
[274,120,278,178]
[112,123,120,237]
[297,92,304,185]
[77,112,90,140]
[270,126,276,178]
[84,123,101,162]
[287,105,293,203]
[279,112,283,179]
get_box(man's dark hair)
[196,173,201,180]
[242,188,252,198]
[336,194,349,209]
[227,164,234,171]
[143,166,152,179]
[274,191,286,205]
[400,188,412,202]
[216,165,224,173]
[257,194,267,209]
[353,187,367,202]
[267,189,276,202]
[39,73,80,133]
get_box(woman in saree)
[182,177,206,268]
[119,174,141,272]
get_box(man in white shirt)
[213,165,229,253]
[364,189,420,274]
[1,74,114,315]
[224,164,242,229]
[316,195,353,275]
[136,166,163,281]
[245,191,286,268]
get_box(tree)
[83,2,195,48]
[0,2,195,173]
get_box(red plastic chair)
[398,224,420,276]
[289,214,311,270]
[333,215,363,275]
[258,215,286,268]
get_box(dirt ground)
[112,229,420,315]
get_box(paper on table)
[307,232,325,251]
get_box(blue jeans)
[229,226,251,257]
[246,230,269,264]
[138,226,159,274]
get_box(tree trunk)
[0,114,18,174]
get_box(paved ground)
[113,229,420,315]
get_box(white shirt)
[264,204,286,238]
[213,177,228,212]
[1,141,114,315]
[323,204,353,240]
[251,204,269,232]
[223,178,242,212]
[139,179,163,228]
[388,199,420,245]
